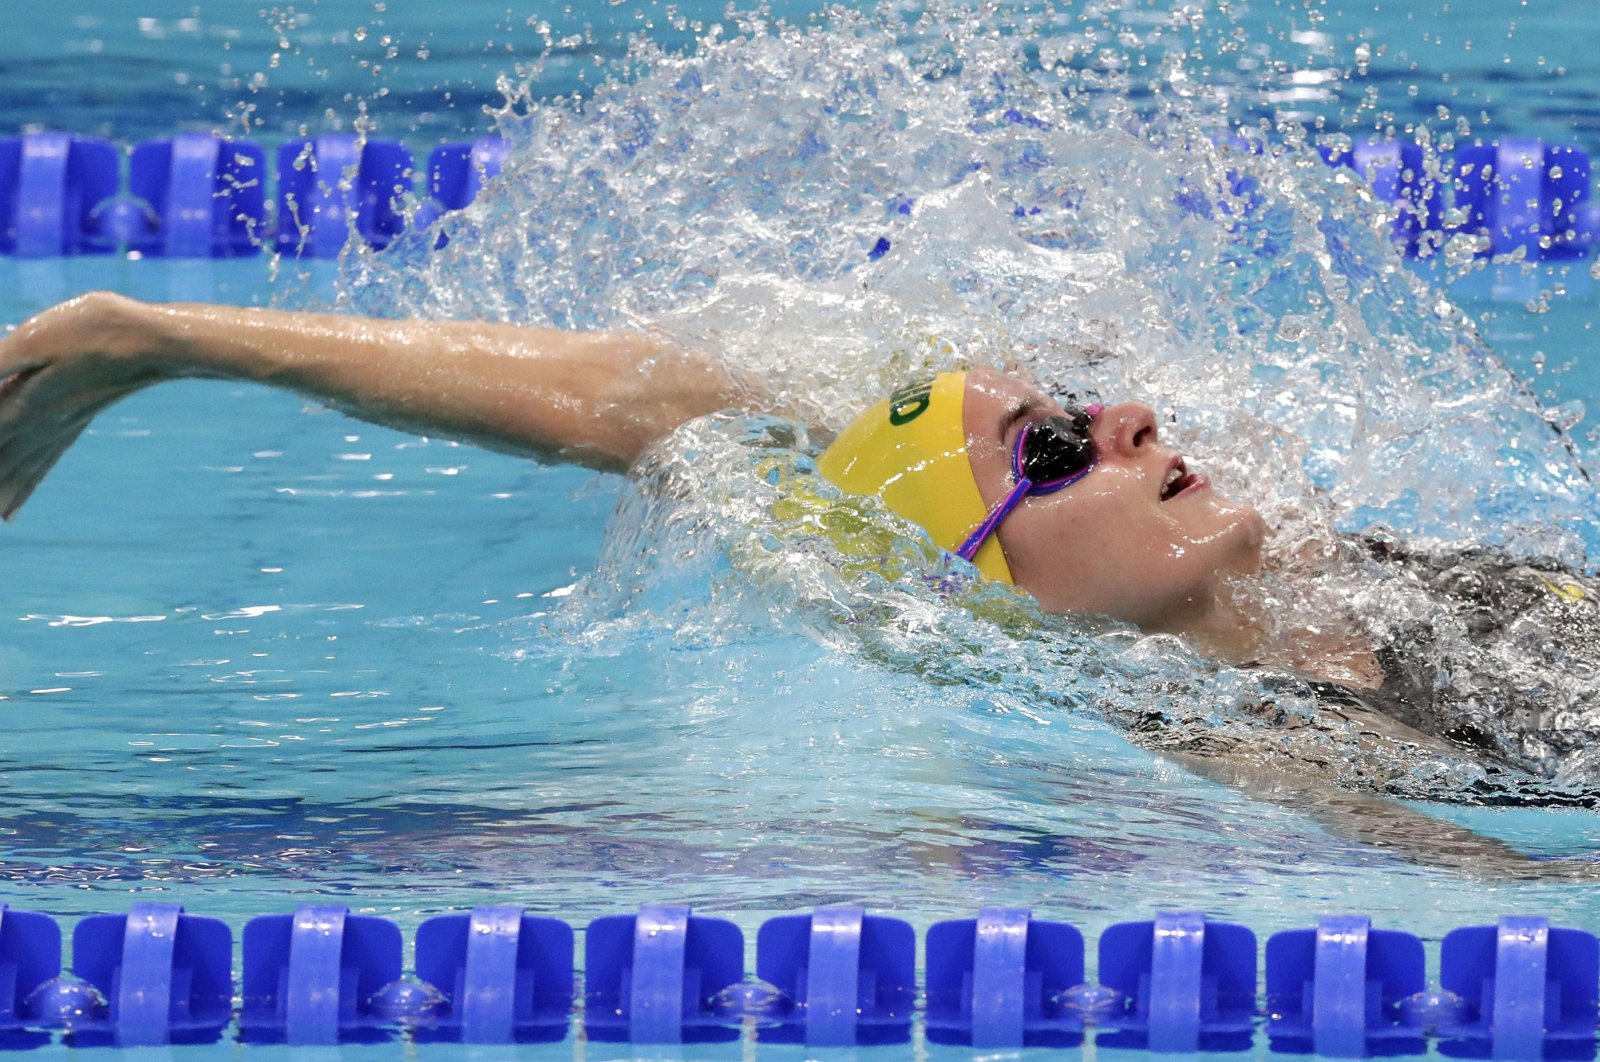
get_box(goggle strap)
[954,406,1100,565]
[955,477,1033,562]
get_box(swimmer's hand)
[0,293,174,519]
[0,291,761,519]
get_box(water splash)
[343,4,1598,797]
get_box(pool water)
[3,0,1600,1054]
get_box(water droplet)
[1547,400,1585,432]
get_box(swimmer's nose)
[1094,401,1160,458]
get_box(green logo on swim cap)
[888,377,934,426]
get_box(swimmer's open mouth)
[1160,457,1202,501]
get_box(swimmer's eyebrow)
[996,396,1046,445]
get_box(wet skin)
[961,369,1268,631]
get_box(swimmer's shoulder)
[1354,528,1600,618]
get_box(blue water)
[3,0,1600,1055]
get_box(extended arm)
[0,292,760,518]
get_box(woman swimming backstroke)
[2,290,1598,866]
[0,296,1266,647]
[0,293,1368,674]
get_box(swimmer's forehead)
[963,369,1069,441]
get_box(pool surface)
[2,0,1600,1055]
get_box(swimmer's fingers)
[0,413,75,519]
[0,416,89,521]
[0,363,43,402]
[0,365,125,457]
[0,382,123,518]
[0,365,52,442]
[0,404,70,515]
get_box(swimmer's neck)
[1158,586,1383,689]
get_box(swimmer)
[0,293,1563,688]
[0,293,1290,664]
[3,292,1597,856]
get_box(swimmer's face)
[961,369,1266,629]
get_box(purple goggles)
[955,403,1103,564]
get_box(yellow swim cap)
[816,371,1012,583]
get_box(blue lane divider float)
[127,133,266,258]
[874,136,1600,267]
[274,136,412,258]
[1097,910,1258,1053]
[1454,141,1594,260]
[925,905,1087,1048]
[2,127,1598,264]
[68,903,232,1047]
[1265,913,1427,1056]
[0,134,120,257]
[414,137,510,236]
[0,903,58,1049]
[1319,137,1600,260]
[1437,916,1599,1059]
[0,131,507,260]
[756,904,915,1046]
[412,905,572,1044]
[1318,140,1444,254]
[239,904,403,1045]
[583,902,743,1043]
[1,901,1600,1055]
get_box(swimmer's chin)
[1237,507,1270,573]
[1206,501,1270,578]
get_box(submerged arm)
[1164,746,1600,883]
[0,292,760,518]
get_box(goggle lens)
[1017,410,1096,490]
[954,404,1100,565]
